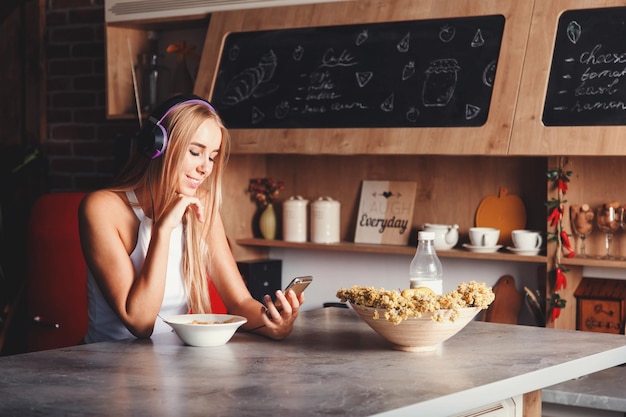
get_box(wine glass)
[596,205,620,259]
[570,204,593,258]
[618,207,626,260]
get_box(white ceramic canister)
[311,196,340,244]
[283,196,309,242]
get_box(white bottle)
[409,231,443,294]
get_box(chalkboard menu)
[544,7,626,126]
[211,15,505,129]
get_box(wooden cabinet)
[196,0,533,156]
[547,156,626,329]
[574,278,626,334]
[511,0,626,156]
[453,395,523,417]
[104,0,626,152]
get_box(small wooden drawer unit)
[574,278,626,335]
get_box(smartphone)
[283,276,313,297]
[266,276,313,314]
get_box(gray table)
[1,307,625,417]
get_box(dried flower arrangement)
[248,178,285,208]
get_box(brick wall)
[45,0,136,191]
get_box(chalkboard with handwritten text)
[544,7,626,126]
[211,15,505,128]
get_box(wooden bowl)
[350,303,481,352]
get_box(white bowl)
[350,303,481,352]
[163,314,247,347]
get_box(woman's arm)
[79,190,205,338]
[207,212,303,340]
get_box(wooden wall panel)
[105,26,148,118]
[221,154,268,260]
[263,155,547,245]
[196,0,534,155]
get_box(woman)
[79,94,302,343]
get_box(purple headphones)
[137,94,215,159]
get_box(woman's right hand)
[157,194,205,230]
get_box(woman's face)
[178,118,222,196]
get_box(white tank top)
[85,190,187,343]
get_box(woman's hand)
[158,194,205,230]
[258,289,304,340]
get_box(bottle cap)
[418,231,435,240]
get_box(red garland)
[546,164,573,322]
[555,266,567,291]
[547,206,560,227]
[560,231,575,258]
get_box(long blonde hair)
[113,97,231,313]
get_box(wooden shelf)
[236,238,547,263]
[561,256,626,269]
[105,17,209,119]
[239,238,626,268]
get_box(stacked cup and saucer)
[507,229,542,256]
[463,227,502,253]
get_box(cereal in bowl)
[336,280,495,324]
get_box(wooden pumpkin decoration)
[475,186,526,247]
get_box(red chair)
[209,279,227,314]
[26,192,87,352]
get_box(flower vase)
[259,203,277,240]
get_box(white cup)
[469,227,500,247]
[511,230,542,250]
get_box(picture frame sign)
[354,180,417,245]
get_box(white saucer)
[507,246,540,256]
[462,243,503,253]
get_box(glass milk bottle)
[409,231,443,294]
